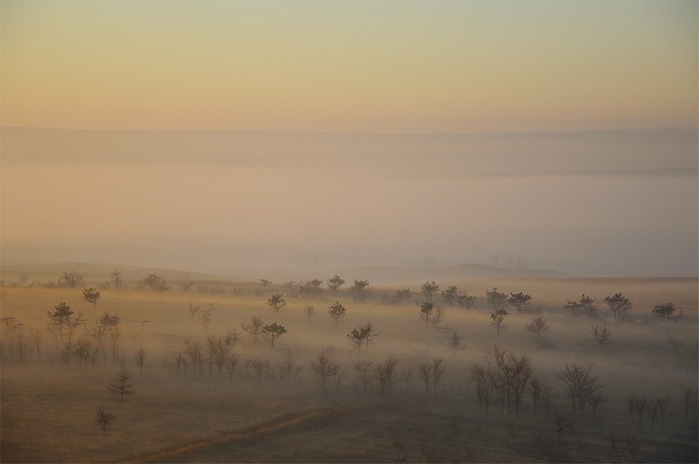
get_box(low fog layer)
[1,127,697,279]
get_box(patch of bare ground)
[134,399,698,463]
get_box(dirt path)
[117,406,359,464]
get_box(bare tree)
[559,363,603,418]
[553,411,571,444]
[351,361,372,398]
[182,339,204,376]
[73,337,99,367]
[266,293,286,313]
[604,293,631,322]
[592,324,612,351]
[206,329,239,375]
[279,349,300,382]
[683,388,696,421]
[188,303,200,319]
[400,367,414,394]
[226,355,239,382]
[59,270,85,288]
[431,357,445,396]
[303,305,316,324]
[30,328,43,360]
[369,356,398,400]
[487,344,533,417]
[95,407,116,434]
[241,316,264,343]
[471,364,491,414]
[446,330,465,356]
[247,358,271,381]
[633,396,648,428]
[311,351,339,396]
[82,288,101,307]
[135,347,146,374]
[110,269,123,290]
[328,301,346,325]
[417,362,432,397]
[199,304,215,332]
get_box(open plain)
[1,267,697,463]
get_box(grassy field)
[1,271,697,462]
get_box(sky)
[2,0,696,133]
[1,1,697,279]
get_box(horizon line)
[2,125,697,138]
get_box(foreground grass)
[1,277,697,462]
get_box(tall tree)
[262,322,287,349]
[559,363,603,418]
[311,351,339,396]
[47,302,82,365]
[110,269,123,290]
[490,308,508,335]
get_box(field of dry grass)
[1,269,697,462]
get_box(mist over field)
[2,127,697,279]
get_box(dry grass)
[1,274,697,462]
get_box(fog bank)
[2,127,697,279]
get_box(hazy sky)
[1,1,697,279]
[2,0,696,133]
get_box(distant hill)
[0,261,566,288]
[338,263,567,286]
[0,262,237,286]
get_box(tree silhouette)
[108,366,135,401]
[604,293,631,322]
[82,288,101,307]
[95,407,116,434]
[266,293,286,313]
[262,322,287,349]
[328,301,346,325]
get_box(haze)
[1,1,697,279]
